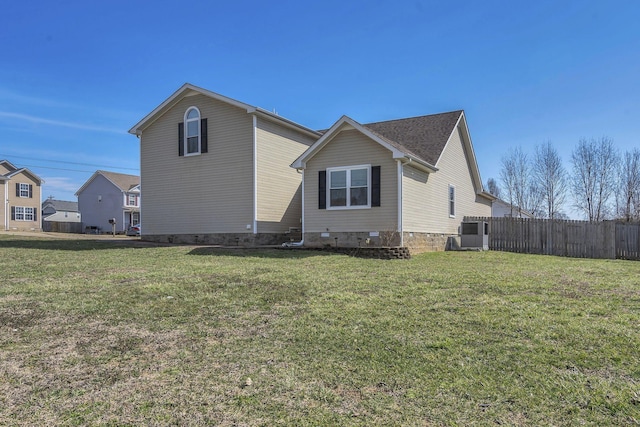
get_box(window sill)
[327,205,371,211]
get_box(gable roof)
[0,159,18,173]
[75,170,140,196]
[363,111,463,166]
[292,111,494,200]
[0,160,44,184]
[128,83,320,139]
[42,199,79,212]
[292,111,466,173]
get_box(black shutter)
[33,210,37,222]
[178,122,184,156]
[201,118,208,153]
[318,170,326,209]
[15,183,19,197]
[29,184,33,198]
[11,206,15,220]
[371,166,381,207]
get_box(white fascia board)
[291,115,409,170]
[128,83,254,136]
[457,112,485,193]
[7,168,44,184]
[74,171,103,196]
[250,108,322,139]
[291,115,354,169]
[0,160,18,171]
[434,111,484,193]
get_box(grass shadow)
[187,246,336,259]
[0,238,152,251]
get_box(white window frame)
[448,184,456,218]
[327,165,371,210]
[14,206,34,221]
[24,207,34,221]
[127,193,137,206]
[19,183,30,198]
[184,106,201,156]
[15,206,24,220]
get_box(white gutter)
[397,159,403,247]
[252,115,258,234]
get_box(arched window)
[185,107,201,155]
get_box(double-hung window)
[24,207,34,221]
[14,206,24,220]
[19,183,30,198]
[127,194,137,206]
[12,207,35,221]
[448,185,456,217]
[327,165,370,209]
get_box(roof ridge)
[363,110,463,126]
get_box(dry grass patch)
[1,236,639,425]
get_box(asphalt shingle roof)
[43,200,79,212]
[98,171,140,192]
[362,110,463,166]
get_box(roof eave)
[251,108,322,139]
[395,154,438,173]
[128,83,254,136]
[130,84,322,139]
[479,191,497,201]
[6,167,44,183]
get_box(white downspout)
[397,159,403,246]
[4,182,8,230]
[252,115,258,235]
[282,168,305,248]
[300,168,305,243]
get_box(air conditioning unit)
[460,221,489,250]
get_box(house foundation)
[144,232,294,246]
[302,231,461,253]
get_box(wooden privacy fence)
[42,221,83,234]
[464,217,640,260]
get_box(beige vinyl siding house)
[1,160,43,232]
[129,84,319,245]
[405,122,491,235]
[303,129,398,234]
[255,118,317,234]
[291,111,493,252]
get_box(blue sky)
[1,0,638,218]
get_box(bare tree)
[533,142,567,219]
[486,177,501,198]
[500,147,541,217]
[570,137,618,222]
[500,149,519,216]
[616,148,640,221]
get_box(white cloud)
[0,111,124,134]
[41,176,83,200]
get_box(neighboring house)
[41,197,81,232]
[128,83,320,245]
[0,159,43,231]
[76,171,140,233]
[42,197,80,221]
[291,111,495,252]
[492,198,534,218]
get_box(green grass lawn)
[1,235,639,426]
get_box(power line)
[0,153,139,171]
[12,163,131,174]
